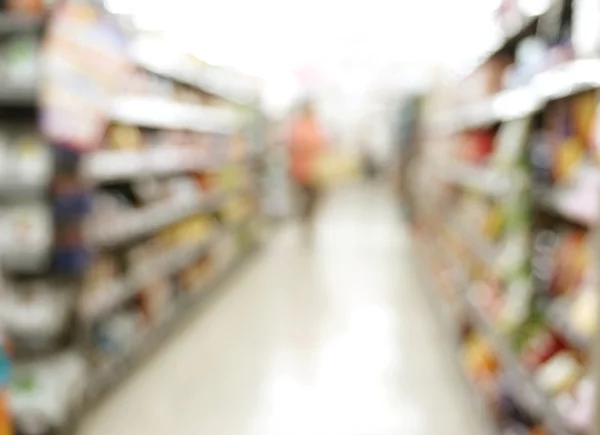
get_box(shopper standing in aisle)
[289,99,327,242]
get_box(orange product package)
[553,137,585,182]
[7,0,42,13]
[552,231,590,295]
[0,392,12,435]
[572,92,597,145]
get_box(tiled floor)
[79,183,485,435]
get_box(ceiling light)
[520,0,551,17]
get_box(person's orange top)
[289,115,326,184]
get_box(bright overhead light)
[132,12,169,31]
[103,0,141,14]
[520,0,551,17]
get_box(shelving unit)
[413,0,599,433]
[0,3,266,434]
[413,236,497,435]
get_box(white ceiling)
[107,0,501,114]
[110,0,499,72]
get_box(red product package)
[521,327,568,371]
[463,130,495,164]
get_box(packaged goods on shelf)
[0,280,75,355]
[555,376,594,432]
[9,352,87,435]
[0,204,53,272]
[0,3,265,434]
[410,1,600,432]
[92,309,145,360]
[0,132,51,194]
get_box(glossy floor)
[80,184,485,435]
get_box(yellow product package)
[312,150,361,187]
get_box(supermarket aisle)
[79,183,482,435]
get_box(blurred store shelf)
[130,39,257,105]
[0,177,49,198]
[413,234,498,435]
[547,308,589,352]
[87,192,223,247]
[84,243,257,401]
[464,296,571,435]
[110,97,239,134]
[0,84,36,105]
[81,232,219,323]
[460,87,541,130]
[82,147,220,182]
[437,59,600,134]
[414,1,598,433]
[0,6,267,435]
[0,13,43,33]
[532,59,600,102]
[438,161,512,197]
[533,186,599,226]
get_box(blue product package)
[0,347,10,389]
[53,247,92,276]
[54,190,93,218]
